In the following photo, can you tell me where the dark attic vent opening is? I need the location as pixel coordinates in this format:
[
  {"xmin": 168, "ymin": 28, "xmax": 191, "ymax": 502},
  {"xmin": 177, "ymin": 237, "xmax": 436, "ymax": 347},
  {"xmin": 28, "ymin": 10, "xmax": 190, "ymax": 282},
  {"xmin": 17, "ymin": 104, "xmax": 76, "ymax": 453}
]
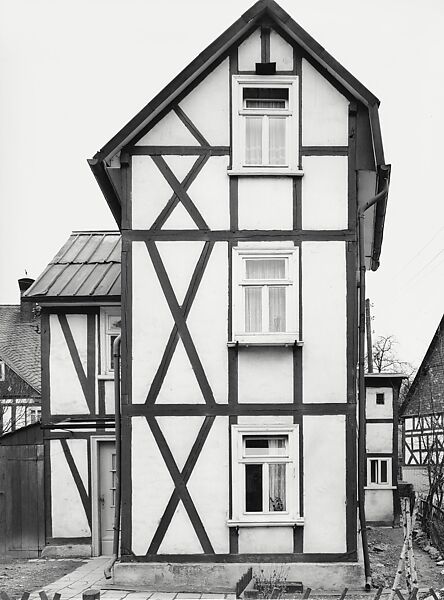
[{"xmin": 255, "ymin": 62, "xmax": 276, "ymax": 75}]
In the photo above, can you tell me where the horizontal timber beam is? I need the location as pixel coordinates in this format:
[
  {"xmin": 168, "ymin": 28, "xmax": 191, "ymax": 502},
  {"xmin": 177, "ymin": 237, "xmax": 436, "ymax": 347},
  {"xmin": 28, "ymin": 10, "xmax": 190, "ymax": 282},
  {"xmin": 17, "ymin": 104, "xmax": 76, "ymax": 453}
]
[
  {"xmin": 301, "ymin": 146, "xmax": 349, "ymax": 156},
  {"xmin": 127, "ymin": 146, "xmax": 230, "ymax": 155},
  {"xmin": 125, "ymin": 403, "xmax": 355, "ymax": 417},
  {"xmin": 122, "ymin": 551, "xmax": 358, "ymax": 563},
  {"xmin": 124, "ymin": 230, "xmax": 356, "ymax": 242}
]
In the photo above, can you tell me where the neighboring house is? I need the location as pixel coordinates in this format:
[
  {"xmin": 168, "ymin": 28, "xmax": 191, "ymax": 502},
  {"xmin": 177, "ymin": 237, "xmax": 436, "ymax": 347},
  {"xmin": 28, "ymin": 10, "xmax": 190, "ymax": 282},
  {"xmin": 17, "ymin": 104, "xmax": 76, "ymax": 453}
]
[
  {"xmin": 400, "ymin": 315, "xmax": 444, "ymax": 494},
  {"xmin": 0, "ymin": 278, "xmax": 41, "ymax": 435},
  {"xmin": 23, "ymin": 231, "xmax": 121, "ymax": 558},
  {"xmin": 364, "ymin": 373, "xmax": 405, "ymax": 526},
  {"xmin": 29, "ymin": 0, "xmax": 391, "ymax": 589}
]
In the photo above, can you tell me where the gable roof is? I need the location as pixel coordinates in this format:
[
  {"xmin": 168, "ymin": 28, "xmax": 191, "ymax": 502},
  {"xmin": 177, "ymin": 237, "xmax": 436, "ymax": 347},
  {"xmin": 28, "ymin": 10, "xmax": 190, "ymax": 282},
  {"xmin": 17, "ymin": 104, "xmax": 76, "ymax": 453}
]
[
  {"xmin": 24, "ymin": 231, "xmax": 121, "ymax": 304},
  {"xmin": 88, "ymin": 0, "xmax": 389, "ymax": 267},
  {"xmin": 400, "ymin": 315, "xmax": 444, "ymax": 417},
  {"xmin": 0, "ymin": 305, "xmax": 41, "ymax": 393}
]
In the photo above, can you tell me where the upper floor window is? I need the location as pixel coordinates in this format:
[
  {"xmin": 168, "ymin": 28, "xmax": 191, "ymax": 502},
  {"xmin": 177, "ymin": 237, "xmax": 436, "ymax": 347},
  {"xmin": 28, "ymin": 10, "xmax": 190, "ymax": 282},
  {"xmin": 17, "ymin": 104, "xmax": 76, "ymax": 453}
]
[
  {"xmin": 376, "ymin": 393, "xmax": 385, "ymax": 405},
  {"xmin": 367, "ymin": 457, "xmax": 391, "ymax": 487},
  {"xmin": 230, "ymin": 76, "xmax": 300, "ymax": 175},
  {"xmin": 100, "ymin": 308, "xmax": 121, "ymax": 375},
  {"xmin": 232, "ymin": 246, "xmax": 299, "ymax": 345}
]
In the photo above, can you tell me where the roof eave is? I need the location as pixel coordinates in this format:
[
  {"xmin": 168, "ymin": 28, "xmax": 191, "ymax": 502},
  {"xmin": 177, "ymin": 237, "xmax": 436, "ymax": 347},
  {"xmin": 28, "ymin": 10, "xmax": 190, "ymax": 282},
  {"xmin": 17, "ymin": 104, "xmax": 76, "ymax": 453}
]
[{"xmin": 88, "ymin": 159, "xmax": 122, "ymax": 227}]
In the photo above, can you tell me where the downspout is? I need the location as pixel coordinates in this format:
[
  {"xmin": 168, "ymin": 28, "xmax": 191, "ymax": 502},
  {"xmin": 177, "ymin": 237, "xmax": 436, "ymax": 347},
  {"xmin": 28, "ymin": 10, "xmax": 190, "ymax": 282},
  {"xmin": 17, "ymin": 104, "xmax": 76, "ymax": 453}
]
[
  {"xmin": 357, "ymin": 167, "xmax": 390, "ymax": 589},
  {"xmin": 104, "ymin": 334, "xmax": 122, "ymax": 579}
]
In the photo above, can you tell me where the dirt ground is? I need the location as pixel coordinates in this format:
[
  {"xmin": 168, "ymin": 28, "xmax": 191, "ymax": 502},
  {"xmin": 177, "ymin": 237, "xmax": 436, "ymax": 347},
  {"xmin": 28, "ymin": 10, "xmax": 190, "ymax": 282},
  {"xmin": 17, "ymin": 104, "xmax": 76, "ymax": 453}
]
[
  {"xmin": 0, "ymin": 558, "xmax": 85, "ymax": 599},
  {"xmin": 368, "ymin": 525, "xmax": 444, "ymax": 590}
]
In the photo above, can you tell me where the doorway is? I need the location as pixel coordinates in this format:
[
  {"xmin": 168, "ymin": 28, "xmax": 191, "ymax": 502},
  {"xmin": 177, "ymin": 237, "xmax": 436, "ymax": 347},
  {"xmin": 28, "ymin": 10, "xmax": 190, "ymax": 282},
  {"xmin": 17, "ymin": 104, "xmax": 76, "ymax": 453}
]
[{"xmin": 91, "ymin": 437, "xmax": 116, "ymax": 556}]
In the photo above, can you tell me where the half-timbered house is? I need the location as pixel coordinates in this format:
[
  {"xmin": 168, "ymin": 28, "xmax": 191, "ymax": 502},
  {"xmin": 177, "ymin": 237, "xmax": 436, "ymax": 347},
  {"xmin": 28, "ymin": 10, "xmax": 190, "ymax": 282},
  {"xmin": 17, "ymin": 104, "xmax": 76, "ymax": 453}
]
[
  {"xmin": 82, "ymin": 0, "xmax": 392, "ymax": 589},
  {"xmin": 0, "ymin": 278, "xmax": 41, "ymax": 435},
  {"xmin": 364, "ymin": 373, "xmax": 404, "ymax": 526},
  {"xmin": 400, "ymin": 315, "xmax": 444, "ymax": 494},
  {"xmin": 23, "ymin": 231, "xmax": 121, "ymax": 557}
]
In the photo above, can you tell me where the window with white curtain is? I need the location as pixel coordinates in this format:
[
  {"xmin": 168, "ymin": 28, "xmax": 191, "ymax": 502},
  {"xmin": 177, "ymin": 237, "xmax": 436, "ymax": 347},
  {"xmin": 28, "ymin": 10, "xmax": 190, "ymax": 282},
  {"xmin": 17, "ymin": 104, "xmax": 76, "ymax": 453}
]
[
  {"xmin": 229, "ymin": 425, "xmax": 300, "ymax": 525},
  {"xmin": 232, "ymin": 246, "xmax": 299, "ymax": 344},
  {"xmin": 231, "ymin": 76, "xmax": 299, "ymax": 175}
]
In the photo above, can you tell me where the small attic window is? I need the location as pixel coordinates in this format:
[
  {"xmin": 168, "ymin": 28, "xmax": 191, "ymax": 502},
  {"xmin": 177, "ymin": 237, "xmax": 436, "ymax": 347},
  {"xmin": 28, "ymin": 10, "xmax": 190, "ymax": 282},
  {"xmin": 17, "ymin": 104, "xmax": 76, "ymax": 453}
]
[
  {"xmin": 230, "ymin": 75, "xmax": 300, "ymax": 176},
  {"xmin": 376, "ymin": 393, "xmax": 385, "ymax": 405}
]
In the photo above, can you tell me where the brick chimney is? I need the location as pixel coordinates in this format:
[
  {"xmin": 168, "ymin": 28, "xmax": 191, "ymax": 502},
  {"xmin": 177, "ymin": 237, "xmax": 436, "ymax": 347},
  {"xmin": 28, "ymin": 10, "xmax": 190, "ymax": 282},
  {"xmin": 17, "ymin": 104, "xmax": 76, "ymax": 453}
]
[{"xmin": 18, "ymin": 277, "xmax": 35, "ymax": 321}]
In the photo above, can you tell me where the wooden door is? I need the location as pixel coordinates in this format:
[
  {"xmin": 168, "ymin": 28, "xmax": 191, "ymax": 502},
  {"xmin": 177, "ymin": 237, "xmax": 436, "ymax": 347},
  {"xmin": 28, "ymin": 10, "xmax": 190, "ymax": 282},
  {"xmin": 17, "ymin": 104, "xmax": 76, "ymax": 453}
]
[
  {"xmin": 98, "ymin": 441, "xmax": 116, "ymax": 555},
  {"xmin": 0, "ymin": 444, "xmax": 44, "ymax": 557}
]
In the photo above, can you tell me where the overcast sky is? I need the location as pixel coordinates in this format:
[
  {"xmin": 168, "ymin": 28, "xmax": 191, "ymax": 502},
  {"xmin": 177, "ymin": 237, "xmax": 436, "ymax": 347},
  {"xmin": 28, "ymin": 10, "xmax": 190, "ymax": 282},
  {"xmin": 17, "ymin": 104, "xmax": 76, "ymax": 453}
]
[{"xmin": 1, "ymin": 0, "xmax": 443, "ymax": 368}]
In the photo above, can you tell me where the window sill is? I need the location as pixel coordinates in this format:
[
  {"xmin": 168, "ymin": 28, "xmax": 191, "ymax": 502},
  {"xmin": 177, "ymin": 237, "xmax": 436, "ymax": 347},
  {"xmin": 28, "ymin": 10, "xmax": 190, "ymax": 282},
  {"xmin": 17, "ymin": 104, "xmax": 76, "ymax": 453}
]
[
  {"xmin": 227, "ymin": 518, "xmax": 304, "ymax": 528},
  {"xmin": 364, "ymin": 486, "xmax": 396, "ymax": 490},
  {"xmin": 228, "ymin": 335, "xmax": 303, "ymax": 348},
  {"xmin": 98, "ymin": 374, "xmax": 115, "ymax": 381},
  {"xmin": 228, "ymin": 169, "xmax": 304, "ymax": 177}
]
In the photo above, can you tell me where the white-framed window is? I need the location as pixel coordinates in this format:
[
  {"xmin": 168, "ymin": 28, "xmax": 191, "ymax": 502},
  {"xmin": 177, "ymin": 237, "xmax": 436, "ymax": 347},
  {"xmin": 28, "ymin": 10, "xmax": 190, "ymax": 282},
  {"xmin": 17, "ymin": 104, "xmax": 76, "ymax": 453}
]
[
  {"xmin": 230, "ymin": 424, "xmax": 300, "ymax": 526},
  {"xmin": 232, "ymin": 246, "xmax": 299, "ymax": 345},
  {"xmin": 100, "ymin": 308, "xmax": 121, "ymax": 375},
  {"xmin": 28, "ymin": 406, "xmax": 41, "ymax": 424},
  {"xmin": 0, "ymin": 361, "xmax": 5, "ymax": 382},
  {"xmin": 367, "ymin": 457, "xmax": 392, "ymax": 487},
  {"xmin": 230, "ymin": 75, "xmax": 300, "ymax": 175}
]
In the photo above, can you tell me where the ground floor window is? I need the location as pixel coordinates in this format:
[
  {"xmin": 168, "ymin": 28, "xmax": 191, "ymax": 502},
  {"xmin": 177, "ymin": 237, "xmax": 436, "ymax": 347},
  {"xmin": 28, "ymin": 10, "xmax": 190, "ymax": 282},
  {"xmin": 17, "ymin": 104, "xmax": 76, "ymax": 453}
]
[
  {"xmin": 230, "ymin": 424, "xmax": 299, "ymax": 525},
  {"xmin": 367, "ymin": 457, "xmax": 392, "ymax": 487}
]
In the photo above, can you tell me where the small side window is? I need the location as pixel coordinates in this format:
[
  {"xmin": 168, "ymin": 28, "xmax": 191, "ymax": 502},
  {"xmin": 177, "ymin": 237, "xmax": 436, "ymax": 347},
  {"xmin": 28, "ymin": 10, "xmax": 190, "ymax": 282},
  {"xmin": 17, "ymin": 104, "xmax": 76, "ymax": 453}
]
[
  {"xmin": 367, "ymin": 458, "xmax": 391, "ymax": 487},
  {"xmin": 376, "ymin": 393, "xmax": 385, "ymax": 405},
  {"xmin": 100, "ymin": 309, "xmax": 121, "ymax": 375}
]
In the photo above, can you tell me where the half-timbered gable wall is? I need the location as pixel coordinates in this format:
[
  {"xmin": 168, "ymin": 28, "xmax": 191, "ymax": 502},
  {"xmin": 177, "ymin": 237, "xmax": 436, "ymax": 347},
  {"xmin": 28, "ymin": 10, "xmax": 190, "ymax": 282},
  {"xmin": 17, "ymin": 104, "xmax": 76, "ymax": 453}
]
[{"xmin": 121, "ymin": 21, "xmax": 360, "ymax": 574}]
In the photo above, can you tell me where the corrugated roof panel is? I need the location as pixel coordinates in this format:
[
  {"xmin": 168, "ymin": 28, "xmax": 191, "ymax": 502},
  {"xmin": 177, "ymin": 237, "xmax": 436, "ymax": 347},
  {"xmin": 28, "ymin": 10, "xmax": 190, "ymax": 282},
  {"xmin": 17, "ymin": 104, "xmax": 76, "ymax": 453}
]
[
  {"xmin": 73, "ymin": 234, "xmax": 106, "ymax": 263},
  {"xmin": 27, "ymin": 264, "xmax": 66, "ymax": 296},
  {"xmin": 75, "ymin": 263, "xmax": 112, "ymax": 296},
  {"xmin": 88, "ymin": 235, "xmax": 121, "ymax": 263},
  {"xmin": 108, "ymin": 238, "xmax": 122, "ymax": 262},
  {"xmin": 61, "ymin": 263, "xmax": 98, "ymax": 296},
  {"xmin": 58, "ymin": 234, "xmax": 91, "ymax": 264},
  {"xmin": 48, "ymin": 264, "xmax": 83, "ymax": 296},
  {"xmin": 94, "ymin": 264, "xmax": 121, "ymax": 296},
  {"xmin": 108, "ymin": 275, "xmax": 121, "ymax": 297},
  {"xmin": 51, "ymin": 235, "xmax": 78, "ymax": 264}
]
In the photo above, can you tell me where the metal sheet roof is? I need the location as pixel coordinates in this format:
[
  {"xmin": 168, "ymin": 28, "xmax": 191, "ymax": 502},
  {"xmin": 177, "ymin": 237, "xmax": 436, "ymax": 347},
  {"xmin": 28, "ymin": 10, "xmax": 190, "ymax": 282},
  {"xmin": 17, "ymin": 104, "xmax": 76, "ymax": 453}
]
[{"xmin": 24, "ymin": 231, "xmax": 121, "ymax": 302}]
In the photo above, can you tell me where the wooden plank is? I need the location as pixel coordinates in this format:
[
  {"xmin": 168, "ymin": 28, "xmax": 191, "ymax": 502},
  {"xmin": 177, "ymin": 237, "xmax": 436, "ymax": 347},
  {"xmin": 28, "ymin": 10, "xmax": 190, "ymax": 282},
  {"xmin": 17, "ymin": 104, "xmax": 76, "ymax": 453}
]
[
  {"xmin": 122, "ymin": 550, "xmax": 358, "ymax": 563},
  {"xmin": 127, "ymin": 229, "xmax": 356, "ymax": 242},
  {"xmin": 0, "ymin": 492, "xmax": 6, "ymax": 555},
  {"xmin": 301, "ymin": 146, "xmax": 349, "ymax": 156},
  {"xmin": 146, "ymin": 242, "xmax": 214, "ymax": 405},
  {"xmin": 146, "ymin": 416, "xmax": 214, "ymax": 554},
  {"xmin": 128, "ymin": 146, "xmax": 229, "ymax": 155},
  {"xmin": 146, "ymin": 416, "xmax": 215, "ymax": 554},
  {"xmin": 37, "ymin": 446, "xmax": 45, "ymax": 552},
  {"xmin": 173, "ymin": 106, "xmax": 209, "ymax": 146}
]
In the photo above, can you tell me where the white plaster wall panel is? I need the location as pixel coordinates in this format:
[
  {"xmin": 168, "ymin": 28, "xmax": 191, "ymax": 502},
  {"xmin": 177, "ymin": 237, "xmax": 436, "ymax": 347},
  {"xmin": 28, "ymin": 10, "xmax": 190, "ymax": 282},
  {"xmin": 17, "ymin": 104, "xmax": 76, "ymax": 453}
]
[
  {"xmin": 301, "ymin": 156, "xmax": 348, "ymax": 230},
  {"xmin": 132, "ymin": 242, "xmax": 175, "ymax": 404},
  {"xmin": 187, "ymin": 416, "xmax": 230, "ymax": 553},
  {"xmin": 51, "ymin": 439, "xmax": 90, "ymax": 537},
  {"xmin": 179, "ymin": 58, "xmax": 230, "ymax": 145},
  {"xmin": 66, "ymin": 314, "xmax": 88, "ymax": 372},
  {"xmin": 187, "ymin": 157, "xmax": 230, "ymax": 230},
  {"xmin": 238, "ymin": 347, "xmax": 293, "ymax": 403},
  {"xmin": 302, "ymin": 59, "xmax": 349, "ymax": 146},
  {"xmin": 157, "ymin": 416, "xmax": 205, "ymax": 472},
  {"xmin": 156, "ymin": 241, "xmax": 205, "ymax": 305},
  {"xmin": 366, "ymin": 423, "xmax": 393, "ymax": 453},
  {"xmin": 104, "ymin": 380, "xmax": 114, "ymax": 414},
  {"xmin": 238, "ymin": 178, "xmax": 293, "ymax": 230},
  {"xmin": 238, "ymin": 29, "xmax": 261, "ymax": 71},
  {"xmin": 132, "ymin": 155, "xmax": 175, "ymax": 229},
  {"xmin": 303, "ymin": 415, "xmax": 346, "ymax": 552},
  {"xmin": 158, "ymin": 500, "xmax": 203, "ymax": 554},
  {"xmin": 50, "ymin": 314, "xmax": 89, "ymax": 414},
  {"xmin": 162, "ymin": 202, "xmax": 200, "ymax": 230},
  {"xmin": 136, "ymin": 110, "xmax": 198, "ymax": 146},
  {"xmin": 238, "ymin": 415, "xmax": 293, "ymax": 426},
  {"xmin": 239, "ymin": 527, "xmax": 293, "ymax": 553},
  {"xmin": 163, "ymin": 155, "xmax": 198, "ymax": 183},
  {"xmin": 365, "ymin": 489, "xmax": 393, "ymax": 522},
  {"xmin": 157, "ymin": 338, "xmax": 205, "ymax": 404},
  {"xmin": 131, "ymin": 417, "xmax": 175, "ymax": 555},
  {"xmin": 302, "ymin": 242, "xmax": 347, "ymax": 403},
  {"xmin": 366, "ymin": 387, "xmax": 393, "ymax": 419},
  {"xmin": 187, "ymin": 242, "xmax": 228, "ymax": 404},
  {"xmin": 270, "ymin": 30, "xmax": 293, "ymax": 70}
]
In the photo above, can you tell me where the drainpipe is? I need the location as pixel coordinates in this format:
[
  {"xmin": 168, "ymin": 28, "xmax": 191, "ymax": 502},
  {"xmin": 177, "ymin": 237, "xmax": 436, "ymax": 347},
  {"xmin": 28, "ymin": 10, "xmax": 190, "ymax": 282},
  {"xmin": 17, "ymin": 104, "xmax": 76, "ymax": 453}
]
[
  {"xmin": 104, "ymin": 334, "xmax": 122, "ymax": 579},
  {"xmin": 357, "ymin": 166, "xmax": 390, "ymax": 589}
]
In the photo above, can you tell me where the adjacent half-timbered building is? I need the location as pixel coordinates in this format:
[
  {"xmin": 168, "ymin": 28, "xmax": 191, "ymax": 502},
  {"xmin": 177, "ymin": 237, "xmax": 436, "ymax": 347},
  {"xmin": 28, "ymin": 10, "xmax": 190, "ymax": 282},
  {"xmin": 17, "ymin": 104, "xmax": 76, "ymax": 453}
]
[
  {"xmin": 364, "ymin": 373, "xmax": 404, "ymax": 526},
  {"xmin": 23, "ymin": 231, "xmax": 121, "ymax": 557},
  {"xmin": 87, "ymin": 0, "xmax": 390, "ymax": 589},
  {"xmin": 400, "ymin": 315, "xmax": 444, "ymax": 494},
  {"xmin": 0, "ymin": 278, "xmax": 41, "ymax": 435}
]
